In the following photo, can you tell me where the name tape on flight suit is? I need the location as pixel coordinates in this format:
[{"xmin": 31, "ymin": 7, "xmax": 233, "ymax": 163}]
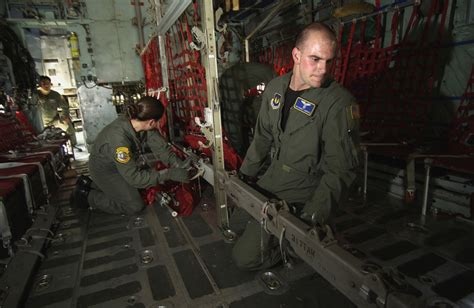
[
  {"xmin": 270, "ymin": 93, "xmax": 282, "ymax": 109},
  {"xmin": 115, "ymin": 146, "xmax": 131, "ymax": 164},
  {"xmin": 293, "ymin": 97, "xmax": 316, "ymax": 116}
]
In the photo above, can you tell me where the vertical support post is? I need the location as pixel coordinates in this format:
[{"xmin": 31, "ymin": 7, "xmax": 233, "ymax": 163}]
[
  {"xmin": 244, "ymin": 39, "xmax": 250, "ymax": 63},
  {"xmin": 405, "ymin": 156, "xmax": 416, "ymax": 203},
  {"xmin": 202, "ymin": 0, "xmax": 229, "ymax": 230},
  {"xmin": 133, "ymin": 0, "xmax": 145, "ymax": 50},
  {"xmin": 421, "ymin": 158, "xmax": 432, "ymax": 217},
  {"xmin": 158, "ymin": 34, "xmax": 175, "ymax": 141},
  {"xmin": 362, "ymin": 146, "xmax": 368, "ymax": 200},
  {"xmin": 154, "ymin": 0, "xmax": 174, "ymax": 140}
]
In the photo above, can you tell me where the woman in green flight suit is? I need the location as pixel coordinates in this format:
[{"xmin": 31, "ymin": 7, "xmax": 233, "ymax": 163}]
[{"xmin": 72, "ymin": 96, "xmax": 191, "ymax": 214}]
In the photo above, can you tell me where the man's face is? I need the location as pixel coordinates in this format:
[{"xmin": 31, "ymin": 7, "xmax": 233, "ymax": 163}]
[
  {"xmin": 39, "ymin": 80, "xmax": 52, "ymax": 91},
  {"xmin": 292, "ymin": 32, "xmax": 336, "ymax": 89}
]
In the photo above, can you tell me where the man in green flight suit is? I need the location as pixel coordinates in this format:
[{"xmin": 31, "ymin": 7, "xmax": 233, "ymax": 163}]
[
  {"xmin": 71, "ymin": 96, "xmax": 192, "ymax": 214},
  {"xmin": 232, "ymin": 22, "xmax": 361, "ymax": 270},
  {"xmin": 36, "ymin": 75, "xmax": 77, "ymax": 146}
]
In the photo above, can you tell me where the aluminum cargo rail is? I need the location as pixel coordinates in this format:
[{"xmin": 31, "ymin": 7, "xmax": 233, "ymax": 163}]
[{"xmin": 224, "ymin": 174, "xmax": 419, "ymax": 308}]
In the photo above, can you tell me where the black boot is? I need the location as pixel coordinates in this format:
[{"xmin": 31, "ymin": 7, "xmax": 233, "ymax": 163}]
[
  {"xmin": 70, "ymin": 185, "xmax": 90, "ymax": 209},
  {"xmin": 70, "ymin": 176, "xmax": 92, "ymax": 209},
  {"xmin": 76, "ymin": 175, "xmax": 93, "ymax": 190}
]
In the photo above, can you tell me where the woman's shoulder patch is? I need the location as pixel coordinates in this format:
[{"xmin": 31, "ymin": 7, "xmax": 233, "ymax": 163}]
[{"xmin": 115, "ymin": 146, "xmax": 131, "ymax": 164}]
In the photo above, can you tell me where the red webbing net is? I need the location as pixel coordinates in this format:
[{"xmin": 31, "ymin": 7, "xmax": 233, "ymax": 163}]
[
  {"xmin": 332, "ymin": 0, "xmax": 450, "ymax": 143},
  {"xmin": 0, "ymin": 114, "xmax": 36, "ymax": 153},
  {"xmin": 140, "ymin": 35, "xmax": 169, "ymax": 137},
  {"xmin": 140, "ymin": 33, "xmax": 194, "ymax": 215},
  {"xmin": 433, "ymin": 65, "xmax": 474, "ymax": 174},
  {"xmin": 140, "ymin": 7, "xmax": 243, "ymax": 170},
  {"xmin": 141, "ymin": 35, "xmax": 163, "ymax": 93},
  {"xmin": 165, "ymin": 8, "xmax": 207, "ymax": 135},
  {"xmin": 449, "ymin": 65, "xmax": 474, "ymax": 155},
  {"xmin": 254, "ymin": 41, "xmax": 294, "ymax": 76},
  {"xmin": 162, "ymin": 5, "xmax": 242, "ymax": 169}
]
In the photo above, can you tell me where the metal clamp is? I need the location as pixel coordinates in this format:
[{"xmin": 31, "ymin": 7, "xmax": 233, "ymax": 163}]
[
  {"xmin": 0, "ymin": 201, "xmax": 12, "ymax": 253},
  {"xmin": 190, "ymin": 26, "xmax": 206, "ymax": 51}
]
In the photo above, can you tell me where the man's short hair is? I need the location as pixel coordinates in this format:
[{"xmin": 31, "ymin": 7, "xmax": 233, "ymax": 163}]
[
  {"xmin": 295, "ymin": 22, "xmax": 337, "ymax": 49},
  {"xmin": 39, "ymin": 76, "xmax": 51, "ymax": 83}
]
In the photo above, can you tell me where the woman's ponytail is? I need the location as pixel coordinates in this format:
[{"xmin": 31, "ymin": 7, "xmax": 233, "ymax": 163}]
[{"xmin": 126, "ymin": 104, "xmax": 140, "ymax": 119}]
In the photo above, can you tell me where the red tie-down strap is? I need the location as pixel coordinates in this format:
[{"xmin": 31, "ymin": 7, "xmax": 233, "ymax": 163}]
[
  {"xmin": 145, "ymin": 184, "xmax": 198, "ymax": 217},
  {"xmin": 183, "ymin": 134, "xmax": 242, "ymax": 171},
  {"xmin": 15, "ymin": 111, "xmax": 37, "ymax": 136},
  {"xmin": 143, "ymin": 150, "xmax": 200, "ymax": 216}
]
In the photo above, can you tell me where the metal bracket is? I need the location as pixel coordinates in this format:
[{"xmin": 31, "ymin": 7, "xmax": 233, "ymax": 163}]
[
  {"xmin": 0, "ymin": 201, "xmax": 12, "ymax": 253},
  {"xmin": 223, "ymin": 174, "xmax": 420, "ymax": 307},
  {"xmin": 156, "ymin": 192, "xmax": 178, "ymax": 217},
  {"xmin": 190, "ymin": 26, "xmax": 206, "ymax": 51}
]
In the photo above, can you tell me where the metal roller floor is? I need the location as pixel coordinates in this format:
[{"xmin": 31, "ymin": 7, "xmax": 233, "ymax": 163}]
[
  {"xmin": 24, "ymin": 160, "xmax": 474, "ymax": 307},
  {"xmin": 25, "ymin": 161, "xmax": 353, "ymax": 308}
]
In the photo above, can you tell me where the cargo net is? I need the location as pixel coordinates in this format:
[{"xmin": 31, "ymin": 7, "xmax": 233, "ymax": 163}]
[
  {"xmin": 140, "ymin": 16, "xmax": 204, "ymax": 217},
  {"xmin": 332, "ymin": 0, "xmax": 450, "ymax": 144},
  {"xmin": 165, "ymin": 4, "xmax": 207, "ymax": 135},
  {"xmin": 141, "ymin": 12, "xmax": 209, "ymax": 138},
  {"xmin": 141, "ymin": 35, "xmax": 163, "ymax": 94},
  {"xmin": 449, "ymin": 65, "xmax": 474, "ymax": 154},
  {"xmin": 140, "ymin": 35, "xmax": 169, "ymax": 137},
  {"xmin": 141, "ymin": 4, "xmax": 242, "ymax": 169},
  {"xmin": 253, "ymin": 41, "xmax": 294, "ymax": 76}
]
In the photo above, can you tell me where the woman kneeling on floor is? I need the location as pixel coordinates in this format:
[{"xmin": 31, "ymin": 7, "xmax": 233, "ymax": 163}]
[{"xmin": 71, "ymin": 96, "xmax": 192, "ymax": 214}]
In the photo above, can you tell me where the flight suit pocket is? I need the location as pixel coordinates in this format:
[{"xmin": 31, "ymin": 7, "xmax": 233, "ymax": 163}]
[
  {"xmin": 343, "ymin": 134, "xmax": 360, "ymax": 168},
  {"xmin": 258, "ymin": 160, "xmax": 318, "ymax": 202}
]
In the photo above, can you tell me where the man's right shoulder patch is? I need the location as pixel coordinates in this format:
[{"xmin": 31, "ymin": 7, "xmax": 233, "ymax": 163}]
[{"xmin": 270, "ymin": 93, "xmax": 282, "ymax": 110}]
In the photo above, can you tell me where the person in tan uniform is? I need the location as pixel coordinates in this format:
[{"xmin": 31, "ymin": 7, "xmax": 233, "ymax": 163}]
[{"xmin": 36, "ymin": 75, "xmax": 77, "ymax": 146}]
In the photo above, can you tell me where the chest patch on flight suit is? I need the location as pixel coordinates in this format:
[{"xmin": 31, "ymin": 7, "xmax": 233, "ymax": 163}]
[
  {"xmin": 270, "ymin": 93, "xmax": 282, "ymax": 110},
  {"xmin": 293, "ymin": 97, "xmax": 316, "ymax": 116},
  {"xmin": 115, "ymin": 147, "xmax": 131, "ymax": 164}
]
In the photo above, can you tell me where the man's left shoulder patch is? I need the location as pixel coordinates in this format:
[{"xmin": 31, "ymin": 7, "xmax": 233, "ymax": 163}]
[
  {"xmin": 347, "ymin": 104, "xmax": 361, "ymax": 119},
  {"xmin": 293, "ymin": 97, "xmax": 317, "ymax": 116},
  {"xmin": 115, "ymin": 146, "xmax": 131, "ymax": 164}
]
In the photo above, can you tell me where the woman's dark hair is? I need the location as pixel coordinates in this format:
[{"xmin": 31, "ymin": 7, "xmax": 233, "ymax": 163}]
[{"xmin": 126, "ymin": 96, "xmax": 164, "ymax": 121}]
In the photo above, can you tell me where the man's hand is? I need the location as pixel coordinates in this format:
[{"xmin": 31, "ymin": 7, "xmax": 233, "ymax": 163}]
[
  {"xmin": 238, "ymin": 170, "xmax": 258, "ymax": 185},
  {"xmin": 301, "ymin": 201, "xmax": 330, "ymax": 226},
  {"xmin": 299, "ymin": 211, "xmax": 317, "ymax": 226},
  {"xmin": 59, "ymin": 115, "xmax": 71, "ymax": 124}
]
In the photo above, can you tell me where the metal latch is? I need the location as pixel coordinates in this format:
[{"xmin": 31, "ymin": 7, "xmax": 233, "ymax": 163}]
[{"xmin": 0, "ymin": 202, "xmax": 12, "ymax": 255}]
